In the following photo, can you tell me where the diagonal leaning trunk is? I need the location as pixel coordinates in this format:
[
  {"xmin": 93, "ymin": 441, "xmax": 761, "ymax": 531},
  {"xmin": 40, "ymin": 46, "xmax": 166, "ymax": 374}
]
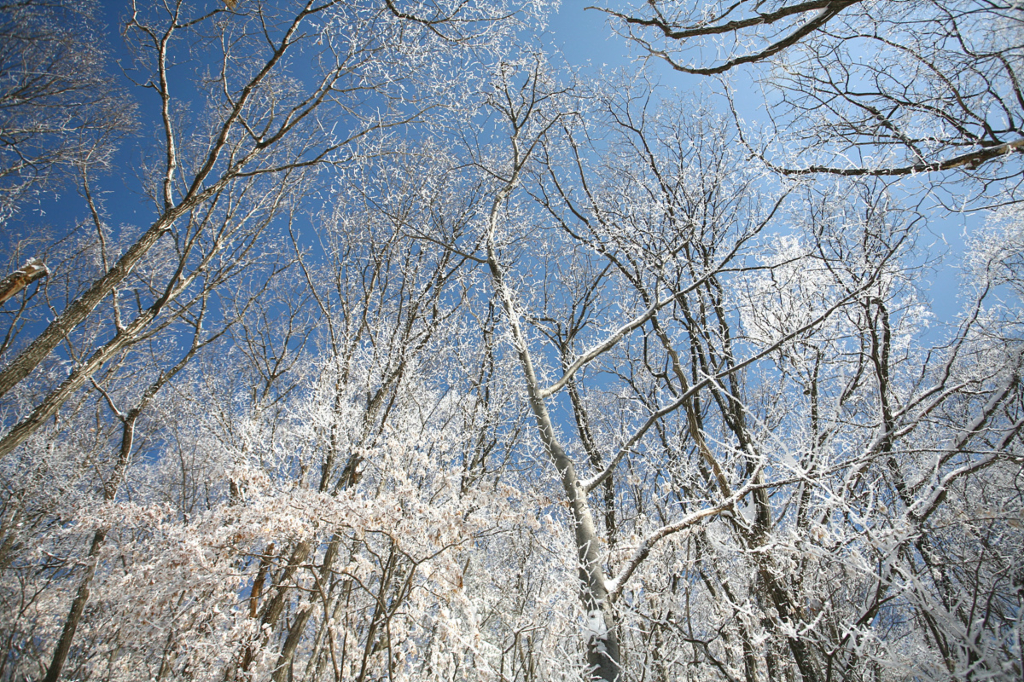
[{"xmin": 0, "ymin": 207, "xmax": 187, "ymax": 402}]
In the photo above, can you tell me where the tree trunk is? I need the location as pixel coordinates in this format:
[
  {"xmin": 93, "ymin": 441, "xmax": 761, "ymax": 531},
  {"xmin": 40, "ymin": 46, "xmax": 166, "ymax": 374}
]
[
  {"xmin": 43, "ymin": 407, "xmax": 141, "ymax": 681},
  {"xmin": 486, "ymin": 235, "xmax": 620, "ymax": 680},
  {"xmin": 42, "ymin": 529, "xmax": 106, "ymax": 682},
  {"xmin": 0, "ymin": 259, "xmax": 48, "ymax": 305},
  {"xmin": 0, "ymin": 210, "xmax": 182, "ymax": 400}
]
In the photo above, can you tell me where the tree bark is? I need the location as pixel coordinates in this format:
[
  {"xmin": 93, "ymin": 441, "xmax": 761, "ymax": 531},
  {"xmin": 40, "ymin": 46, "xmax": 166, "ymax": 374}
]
[
  {"xmin": 485, "ymin": 206, "xmax": 620, "ymax": 681},
  {"xmin": 0, "ymin": 209, "xmax": 183, "ymax": 400},
  {"xmin": 42, "ymin": 529, "xmax": 106, "ymax": 682},
  {"xmin": 0, "ymin": 259, "xmax": 48, "ymax": 305},
  {"xmin": 43, "ymin": 406, "xmax": 141, "ymax": 681}
]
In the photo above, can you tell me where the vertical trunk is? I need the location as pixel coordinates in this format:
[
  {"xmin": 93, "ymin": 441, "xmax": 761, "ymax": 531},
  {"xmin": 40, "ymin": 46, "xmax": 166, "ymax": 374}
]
[
  {"xmin": 272, "ymin": 603, "xmax": 317, "ymax": 682},
  {"xmin": 567, "ymin": 377, "xmax": 616, "ymax": 544},
  {"xmin": 44, "ymin": 408, "xmax": 140, "ymax": 681},
  {"xmin": 42, "ymin": 529, "xmax": 107, "ymax": 682},
  {"xmin": 539, "ymin": 417, "xmax": 620, "ymax": 681},
  {"xmin": 486, "ymin": 254, "xmax": 620, "ymax": 680},
  {"xmin": 272, "ymin": 535, "xmax": 341, "ymax": 681},
  {"xmin": 755, "ymin": 559, "xmax": 821, "ymax": 682},
  {"xmin": 482, "ymin": 107, "xmax": 620, "ymax": 678}
]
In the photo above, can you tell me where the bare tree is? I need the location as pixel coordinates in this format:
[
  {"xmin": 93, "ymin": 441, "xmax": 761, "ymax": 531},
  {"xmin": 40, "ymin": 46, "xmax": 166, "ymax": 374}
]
[
  {"xmin": 0, "ymin": 0, "xmax": 133, "ymax": 223},
  {"xmin": 0, "ymin": 2, "xmax": 541, "ymax": 678},
  {"xmin": 0, "ymin": 0, "xmax": 533, "ymax": 457},
  {"xmin": 595, "ymin": 1, "xmax": 1024, "ymax": 182},
  {"xmin": 464, "ymin": 64, "xmax": 1024, "ymax": 680},
  {"xmin": 1, "ymin": 4, "xmax": 1020, "ymax": 681}
]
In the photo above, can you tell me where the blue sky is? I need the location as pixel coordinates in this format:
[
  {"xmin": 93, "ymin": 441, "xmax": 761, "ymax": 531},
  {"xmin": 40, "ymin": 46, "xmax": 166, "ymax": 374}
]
[
  {"xmin": 546, "ymin": 3, "xmax": 630, "ymax": 68},
  {"xmin": 543, "ymin": 3, "xmax": 974, "ymax": 328},
  {"xmin": 12, "ymin": 0, "xmax": 979, "ymax": 331}
]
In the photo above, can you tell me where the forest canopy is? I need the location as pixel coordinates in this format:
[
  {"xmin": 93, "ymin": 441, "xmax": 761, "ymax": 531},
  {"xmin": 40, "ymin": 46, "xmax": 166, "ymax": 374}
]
[{"xmin": 0, "ymin": 1, "xmax": 1021, "ymax": 681}]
